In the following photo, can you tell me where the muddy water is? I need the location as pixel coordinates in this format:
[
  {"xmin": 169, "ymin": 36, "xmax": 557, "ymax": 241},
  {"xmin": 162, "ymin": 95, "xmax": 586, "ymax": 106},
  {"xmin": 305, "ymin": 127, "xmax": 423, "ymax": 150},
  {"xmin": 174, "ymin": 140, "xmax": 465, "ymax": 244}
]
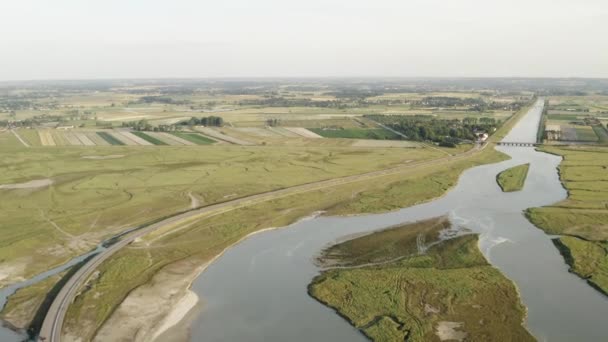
[{"xmin": 189, "ymin": 100, "xmax": 608, "ymax": 342}]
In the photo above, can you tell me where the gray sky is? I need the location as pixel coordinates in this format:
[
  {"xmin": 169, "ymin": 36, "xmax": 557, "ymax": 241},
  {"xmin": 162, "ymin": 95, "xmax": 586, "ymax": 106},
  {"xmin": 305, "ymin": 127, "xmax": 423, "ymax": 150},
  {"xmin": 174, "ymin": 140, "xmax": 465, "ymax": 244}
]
[{"xmin": 1, "ymin": 0, "xmax": 607, "ymax": 80}]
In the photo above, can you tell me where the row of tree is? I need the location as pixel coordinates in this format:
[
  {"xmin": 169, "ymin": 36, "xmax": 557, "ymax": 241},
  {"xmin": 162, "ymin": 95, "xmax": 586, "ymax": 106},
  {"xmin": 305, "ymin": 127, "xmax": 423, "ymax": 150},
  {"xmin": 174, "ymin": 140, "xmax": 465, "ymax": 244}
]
[
  {"xmin": 366, "ymin": 115, "xmax": 500, "ymax": 146},
  {"xmin": 179, "ymin": 116, "xmax": 224, "ymax": 127},
  {"xmin": 121, "ymin": 119, "xmax": 182, "ymax": 132}
]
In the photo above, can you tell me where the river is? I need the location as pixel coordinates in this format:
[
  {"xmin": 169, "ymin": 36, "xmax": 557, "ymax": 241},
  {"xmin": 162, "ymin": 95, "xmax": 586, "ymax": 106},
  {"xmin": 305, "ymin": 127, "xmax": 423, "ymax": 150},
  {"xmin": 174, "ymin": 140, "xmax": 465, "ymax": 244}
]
[{"xmin": 187, "ymin": 100, "xmax": 608, "ymax": 342}]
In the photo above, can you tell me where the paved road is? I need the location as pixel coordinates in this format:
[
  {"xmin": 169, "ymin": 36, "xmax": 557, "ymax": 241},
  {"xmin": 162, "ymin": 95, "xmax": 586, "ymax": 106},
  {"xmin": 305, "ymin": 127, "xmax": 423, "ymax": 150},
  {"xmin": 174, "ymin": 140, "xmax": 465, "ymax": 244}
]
[{"xmin": 38, "ymin": 141, "xmax": 489, "ymax": 342}]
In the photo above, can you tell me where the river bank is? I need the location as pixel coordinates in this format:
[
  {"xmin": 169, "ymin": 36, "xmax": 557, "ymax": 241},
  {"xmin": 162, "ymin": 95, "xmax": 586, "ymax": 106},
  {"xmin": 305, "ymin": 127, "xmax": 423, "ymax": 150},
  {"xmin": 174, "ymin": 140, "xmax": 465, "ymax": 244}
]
[{"xmin": 85, "ymin": 225, "xmax": 280, "ymax": 342}]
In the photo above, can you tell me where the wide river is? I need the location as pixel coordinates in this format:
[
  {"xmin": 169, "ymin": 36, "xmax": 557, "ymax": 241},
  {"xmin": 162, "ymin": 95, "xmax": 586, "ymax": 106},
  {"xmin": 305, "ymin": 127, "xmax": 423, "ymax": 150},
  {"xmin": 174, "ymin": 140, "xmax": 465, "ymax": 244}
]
[{"xmin": 188, "ymin": 100, "xmax": 608, "ymax": 342}]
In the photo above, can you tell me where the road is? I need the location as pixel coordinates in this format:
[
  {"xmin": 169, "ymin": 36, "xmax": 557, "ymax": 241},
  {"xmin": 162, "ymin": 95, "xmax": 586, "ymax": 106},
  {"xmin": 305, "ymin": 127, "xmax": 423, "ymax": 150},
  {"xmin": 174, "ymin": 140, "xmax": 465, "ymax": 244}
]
[{"xmin": 38, "ymin": 141, "xmax": 489, "ymax": 342}]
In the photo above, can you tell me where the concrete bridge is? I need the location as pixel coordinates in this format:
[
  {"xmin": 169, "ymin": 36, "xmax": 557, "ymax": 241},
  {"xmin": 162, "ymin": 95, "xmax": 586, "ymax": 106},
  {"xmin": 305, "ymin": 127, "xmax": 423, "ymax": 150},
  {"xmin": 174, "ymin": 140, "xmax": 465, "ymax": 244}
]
[{"xmin": 497, "ymin": 142, "xmax": 539, "ymax": 147}]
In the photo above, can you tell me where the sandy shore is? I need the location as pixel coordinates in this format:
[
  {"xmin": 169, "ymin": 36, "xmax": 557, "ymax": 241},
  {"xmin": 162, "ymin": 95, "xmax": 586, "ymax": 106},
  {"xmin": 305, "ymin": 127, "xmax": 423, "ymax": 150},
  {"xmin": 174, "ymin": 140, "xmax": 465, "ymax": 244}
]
[
  {"xmin": 0, "ymin": 179, "xmax": 53, "ymax": 189},
  {"xmin": 150, "ymin": 290, "xmax": 199, "ymax": 341}
]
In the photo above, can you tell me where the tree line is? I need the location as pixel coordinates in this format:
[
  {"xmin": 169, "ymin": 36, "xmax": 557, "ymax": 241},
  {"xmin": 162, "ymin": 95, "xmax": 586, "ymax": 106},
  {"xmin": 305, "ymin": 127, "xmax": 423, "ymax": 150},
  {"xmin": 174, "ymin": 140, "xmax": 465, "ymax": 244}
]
[
  {"xmin": 365, "ymin": 115, "xmax": 500, "ymax": 147},
  {"xmin": 178, "ymin": 116, "xmax": 224, "ymax": 127}
]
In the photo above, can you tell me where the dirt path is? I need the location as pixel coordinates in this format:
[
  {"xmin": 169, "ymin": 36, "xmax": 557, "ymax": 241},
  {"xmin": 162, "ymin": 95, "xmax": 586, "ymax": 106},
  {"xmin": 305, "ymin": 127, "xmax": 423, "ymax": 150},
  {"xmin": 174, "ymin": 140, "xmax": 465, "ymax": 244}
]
[
  {"xmin": 10, "ymin": 129, "xmax": 29, "ymax": 147},
  {"xmin": 188, "ymin": 192, "xmax": 200, "ymax": 209}
]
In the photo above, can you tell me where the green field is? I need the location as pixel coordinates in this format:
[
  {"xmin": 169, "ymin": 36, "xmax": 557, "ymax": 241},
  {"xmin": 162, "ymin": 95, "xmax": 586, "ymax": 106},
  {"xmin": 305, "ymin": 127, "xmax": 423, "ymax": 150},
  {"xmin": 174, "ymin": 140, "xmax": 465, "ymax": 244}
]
[
  {"xmin": 170, "ymin": 132, "xmax": 216, "ymax": 145},
  {"xmin": 574, "ymin": 127, "xmax": 599, "ymax": 142},
  {"xmin": 496, "ymin": 163, "xmax": 530, "ymax": 192},
  {"xmin": 16, "ymin": 129, "xmax": 41, "ymax": 146},
  {"xmin": 308, "ymin": 128, "xmax": 400, "ymax": 140},
  {"xmin": 526, "ymin": 146, "xmax": 608, "ymax": 295},
  {"xmin": 130, "ymin": 131, "xmax": 167, "ymax": 145},
  {"xmin": 308, "ymin": 217, "xmax": 533, "ymax": 342},
  {"xmin": 96, "ymin": 132, "xmax": 124, "ymax": 145},
  {"xmin": 592, "ymin": 125, "xmax": 608, "ymax": 143}
]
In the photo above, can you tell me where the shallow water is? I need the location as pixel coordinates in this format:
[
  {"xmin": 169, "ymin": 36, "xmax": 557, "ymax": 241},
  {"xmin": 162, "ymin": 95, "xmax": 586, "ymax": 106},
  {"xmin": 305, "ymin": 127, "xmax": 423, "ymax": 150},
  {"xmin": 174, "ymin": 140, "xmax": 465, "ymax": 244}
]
[{"xmin": 189, "ymin": 100, "xmax": 608, "ymax": 342}]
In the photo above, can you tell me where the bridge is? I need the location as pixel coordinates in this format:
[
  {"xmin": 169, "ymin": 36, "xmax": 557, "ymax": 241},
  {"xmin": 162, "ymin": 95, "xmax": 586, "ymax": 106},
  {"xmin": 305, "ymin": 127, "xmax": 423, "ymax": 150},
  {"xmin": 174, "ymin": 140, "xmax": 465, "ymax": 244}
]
[{"xmin": 497, "ymin": 142, "xmax": 539, "ymax": 147}]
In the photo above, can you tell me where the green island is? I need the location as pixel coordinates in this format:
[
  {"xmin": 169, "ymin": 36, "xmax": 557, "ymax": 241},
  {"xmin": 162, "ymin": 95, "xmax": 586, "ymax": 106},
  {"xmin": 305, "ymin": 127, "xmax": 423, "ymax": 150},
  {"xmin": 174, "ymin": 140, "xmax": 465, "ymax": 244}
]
[
  {"xmin": 526, "ymin": 146, "xmax": 608, "ymax": 295},
  {"xmin": 496, "ymin": 163, "xmax": 530, "ymax": 192},
  {"xmin": 308, "ymin": 217, "xmax": 534, "ymax": 342}
]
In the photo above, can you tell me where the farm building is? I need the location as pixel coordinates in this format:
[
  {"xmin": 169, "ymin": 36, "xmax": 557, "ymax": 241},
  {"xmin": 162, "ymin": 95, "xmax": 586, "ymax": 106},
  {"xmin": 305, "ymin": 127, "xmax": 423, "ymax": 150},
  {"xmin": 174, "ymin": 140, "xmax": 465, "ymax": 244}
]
[{"xmin": 545, "ymin": 124, "xmax": 561, "ymax": 141}]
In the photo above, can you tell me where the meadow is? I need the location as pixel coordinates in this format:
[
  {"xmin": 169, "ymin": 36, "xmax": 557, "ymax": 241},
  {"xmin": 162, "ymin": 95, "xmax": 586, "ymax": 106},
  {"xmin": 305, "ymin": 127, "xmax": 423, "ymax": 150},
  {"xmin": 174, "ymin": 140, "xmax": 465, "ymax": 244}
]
[
  {"xmin": 0, "ymin": 131, "xmax": 444, "ymax": 287},
  {"xmin": 526, "ymin": 145, "xmax": 608, "ymax": 294},
  {"xmin": 308, "ymin": 217, "xmax": 533, "ymax": 342}
]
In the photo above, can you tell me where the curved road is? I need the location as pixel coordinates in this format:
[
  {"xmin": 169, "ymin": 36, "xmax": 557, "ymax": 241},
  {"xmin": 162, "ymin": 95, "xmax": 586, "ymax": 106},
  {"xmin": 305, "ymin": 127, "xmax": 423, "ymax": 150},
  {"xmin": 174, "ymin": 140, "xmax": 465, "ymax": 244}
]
[{"xmin": 38, "ymin": 137, "xmax": 500, "ymax": 341}]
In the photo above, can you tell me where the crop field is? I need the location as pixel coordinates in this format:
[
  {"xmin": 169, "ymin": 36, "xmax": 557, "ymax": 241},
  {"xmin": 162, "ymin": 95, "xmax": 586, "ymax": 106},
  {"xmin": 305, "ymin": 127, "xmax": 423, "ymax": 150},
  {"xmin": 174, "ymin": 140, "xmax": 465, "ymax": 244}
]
[
  {"xmin": 592, "ymin": 125, "xmax": 608, "ymax": 143},
  {"xmin": 544, "ymin": 95, "xmax": 608, "ymax": 143},
  {"xmin": 308, "ymin": 127, "xmax": 400, "ymax": 140},
  {"xmin": 496, "ymin": 163, "xmax": 530, "ymax": 192},
  {"xmin": 309, "ymin": 217, "xmax": 533, "ymax": 342},
  {"xmin": 193, "ymin": 127, "xmax": 255, "ymax": 145},
  {"xmin": 7, "ymin": 129, "xmax": 219, "ymax": 147},
  {"xmin": 130, "ymin": 131, "xmax": 166, "ymax": 145},
  {"xmin": 526, "ymin": 146, "xmax": 608, "ymax": 294},
  {"xmin": 170, "ymin": 132, "xmax": 216, "ymax": 145}
]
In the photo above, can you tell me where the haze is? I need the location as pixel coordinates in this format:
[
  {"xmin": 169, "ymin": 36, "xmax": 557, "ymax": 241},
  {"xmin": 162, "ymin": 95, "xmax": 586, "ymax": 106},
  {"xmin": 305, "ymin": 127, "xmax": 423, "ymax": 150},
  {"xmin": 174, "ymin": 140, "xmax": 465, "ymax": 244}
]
[{"xmin": 1, "ymin": 0, "xmax": 607, "ymax": 80}]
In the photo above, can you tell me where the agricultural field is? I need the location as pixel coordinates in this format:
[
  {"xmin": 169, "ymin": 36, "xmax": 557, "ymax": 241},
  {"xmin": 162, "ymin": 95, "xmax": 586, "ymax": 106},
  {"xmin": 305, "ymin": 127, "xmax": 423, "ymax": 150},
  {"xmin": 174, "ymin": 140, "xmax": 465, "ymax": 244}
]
[
  {"xmin": 308, "ymin": 217, "xmax": 533, "ymax": 341},
  {"xmin": 308, "ymin": 127, "xmax": 400, "ymax": 140},
  {"xmin": 8, "ymin": 128, "xmax": 218, "ymax": 147},
  {"xmin": 2, "ymin": 80, "xmax": 531, "ymax": 147},
  {"xmin": 543, "ymin": 96, "xmax": 608, "ymax": 144},
  {"xmin": 496, "ymin": 163, "xmax": 530, "ymax": 192},
  {"xmin": 526, "ymin": 146, "xmax": 608, "ymax": 294}
]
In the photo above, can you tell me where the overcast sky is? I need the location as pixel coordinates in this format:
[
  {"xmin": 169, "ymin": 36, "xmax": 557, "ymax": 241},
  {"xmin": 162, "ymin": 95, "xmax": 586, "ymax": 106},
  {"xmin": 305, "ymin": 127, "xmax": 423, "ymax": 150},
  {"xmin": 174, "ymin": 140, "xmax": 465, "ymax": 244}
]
[{"xmin": 1, "ymin": 0, "xmax": 607, "ymax": 80}]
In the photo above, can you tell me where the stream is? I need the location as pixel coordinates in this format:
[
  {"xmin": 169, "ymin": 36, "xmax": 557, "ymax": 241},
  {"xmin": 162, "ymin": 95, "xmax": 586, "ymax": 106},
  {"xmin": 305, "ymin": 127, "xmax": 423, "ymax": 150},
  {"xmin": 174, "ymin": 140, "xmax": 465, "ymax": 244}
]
[{"xmin": 186, "ymin": 100, "xmax": 608, "ymax": 342}]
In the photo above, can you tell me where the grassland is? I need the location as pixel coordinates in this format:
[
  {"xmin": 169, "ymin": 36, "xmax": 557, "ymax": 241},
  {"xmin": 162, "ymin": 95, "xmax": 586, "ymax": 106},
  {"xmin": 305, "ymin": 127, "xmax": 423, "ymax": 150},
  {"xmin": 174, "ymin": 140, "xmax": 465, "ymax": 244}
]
[
  {"xmin": 308, "ymin": 217, "xmax": 533, "ymax": 342},
  {"xmin": 526, "ymin": 146, "xmax": 608, "ymax": 295},
  {"xmin": 0, "ymin": 143, "xmax": 445, "ymax": 287},
  {"xmin": 496, "ymin": 163, "xmax": 530, "ymax": 192}
]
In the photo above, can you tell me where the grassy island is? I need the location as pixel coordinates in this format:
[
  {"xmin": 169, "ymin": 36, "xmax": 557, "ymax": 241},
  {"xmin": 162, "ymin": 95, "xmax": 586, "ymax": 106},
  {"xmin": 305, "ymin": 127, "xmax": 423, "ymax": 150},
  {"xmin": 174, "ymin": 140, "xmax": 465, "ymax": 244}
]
[
  {"xmin": 308, "ymin": 217, "xmax": 534, "ymax": 342},
  {"xmin": 496, "ymin": 163, "xmax": 530, "ymax": 192}
]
